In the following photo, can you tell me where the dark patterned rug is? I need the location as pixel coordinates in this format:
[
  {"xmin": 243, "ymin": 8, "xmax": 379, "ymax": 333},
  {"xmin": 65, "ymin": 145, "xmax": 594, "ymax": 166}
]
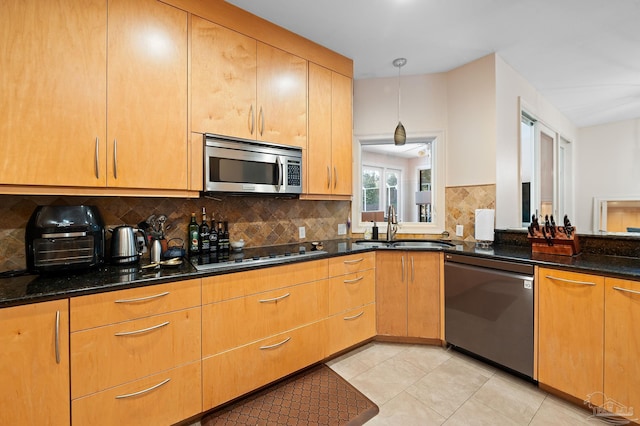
[{"xmin": 201, "ymin": 364, "xmax": 379, "ymax": 426}]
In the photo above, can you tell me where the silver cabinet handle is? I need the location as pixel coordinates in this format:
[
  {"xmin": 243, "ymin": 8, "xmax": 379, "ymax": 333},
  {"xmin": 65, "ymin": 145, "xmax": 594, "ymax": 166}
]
[
  {"xmin": 327, "ymin": 166, "xmax": 331, "ymax": 189},
  {"xmin": 343, "ymin": 258, "xmax": 364, "ymax": 265},
  {"xmin": 613, "ymin": 286, "xmax": 640, "ymax": 296},
  {"xmin": 114, "ymin": 321, "xmax": 170, "ymax": 336},
  {"xmin": 258, "ymin": 293, "xmax": 290, "ymax": 303},
  {"xmin": 249, "ymin": 104, "xmax": 255, "ymax": 135},
  {"xmin": 114, "ymin": 291, "xmax": 170, "ymax": 304},
  {"xmin": 259, "ymin": 106, "xmax": 264, "ymax": 136},
  {"xmin": 55, "ymin": 310, "xmax": 61, "ymax": 364},
  {"xmin": 115, "ymin": 378, "xmax": 170, "ymax": 399},
  {"xmin": 259, "ymin": 336, "xmax": 291, "ymax": 350},
  {"xmin": 113, "ymin": 138, "xmax": 118, "ymax": 179},
  {"xmin": 343, "ymin": 311, "xmax": 364, "ymax": 321},
  {"xmin": 343, "ymin": 276, "xmax": 364, "ymax": 284},
  {"xmin": 95, "ymin": 137, "xmax": 100, "ymax": 179},
  {"xmin": 334, "ymin": 166, "xmax": 337, "ymax": 189},
  {"xmin": 401, "ymin": 256, "xmax": 405, "ymax": 282},
  {"xmin": 412, "ymin": 256, "xmax": 416, "ymax": 282},
  {"xmin": 545, "ymin": 275, "xmax": 596, "ymax": 286}
]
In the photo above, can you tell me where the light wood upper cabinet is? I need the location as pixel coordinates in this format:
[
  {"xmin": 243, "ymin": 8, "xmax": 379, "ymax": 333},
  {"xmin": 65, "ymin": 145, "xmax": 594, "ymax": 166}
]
[
  {"xmin": 307, "ymin": 63, "xmax": 353, "ymax": 197},
  {"xmin": 537, "ymin": 268, "xmax": 604, "ymax": 404},
  {"xmin": 0, "ymin": 0, "xmax": 107, "ymax": 187},
  {"xmin": 256, "ymin": 42, "xmax": 307, "ymax": 147},
  {"xmin": 0, "ymin": 0, "xmax": 189, "ymax": 191},
  {"xmin": 106, "ymin": 0, "xmax": 188, "ymax": 190},
  {"xmin": 191, "ymin": 16, "xmax": 257, "ymax": 139},
  {"xmin": 376, "ymin": 251, "xmax": 440, "ymax": 339},
  {"xmin": 191, "ymin": 16, "xmax": 307, "ymax": 148},
  {"xmin": 604, "ymin": 277, "xmax": 640, "ymax": 419},
  {"xmin": 0, "ymin": 300, "xmax": 70, "ymax": 426}
]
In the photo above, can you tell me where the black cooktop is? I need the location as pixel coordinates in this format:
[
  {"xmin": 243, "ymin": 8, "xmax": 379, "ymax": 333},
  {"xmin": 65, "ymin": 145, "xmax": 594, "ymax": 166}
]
[{"xmin": 189, "ymin": 242, "xmax": 326, "ymax": 272}]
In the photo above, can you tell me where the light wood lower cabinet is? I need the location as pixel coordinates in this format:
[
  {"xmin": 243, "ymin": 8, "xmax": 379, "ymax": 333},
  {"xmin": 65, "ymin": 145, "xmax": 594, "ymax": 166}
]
[
  {"xmin": 202, "ymin": 321, "xmax": 324, "ymax": 410},
  {"xmin": 537, "ymin": 267, "xmax": 604, "ymax": 404},
  {"xmin": 71, "ymin": 307, "xmax": 201, "ymax": 399},
  {"xmin": 0, "ymin": 299, "xmax": 70, "ymax": 426},
  {"xmin": 376, "ymin": 251, "xmax": 440, "ymax": 339},
  {"xmin": 604, "ymin": 277, "xmax": 640, "ymax": 418},
  {"xmin": 202, "ymin": 280, "xmax": 327, "ymax": 356},
  {"xmin": 325, "ymin": 304, "xmax": 376, "ymax": 356},
  {"xmin": 325, "ymin": 252, "xmax": 376, "ymax": 356},
  {"xmin": 72, "ymin": 361, "xmax": 201, "ymax": 426}
]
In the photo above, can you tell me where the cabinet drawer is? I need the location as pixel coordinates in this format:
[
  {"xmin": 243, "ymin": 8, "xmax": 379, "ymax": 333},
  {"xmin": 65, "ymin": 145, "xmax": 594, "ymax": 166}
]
[
  {"xmin": 328, "ymin": 269, "xmax": 375, "ymax": 315},
  {"xmin": 325, "ymin": 303, "xmax": 376, "ymax": 357},
  {"xmin": 202, "ymin": 259, "xmax": 328, "ymax": 303},
  {"xmin": 202, "ymin": 280, "xmax": 327, "ymax": 356},
  {"xmin": 72, "ymin": 361, "xmax": 201, "ymax": 426},
  {"xmin": 71, "ymin": 307, "xmax": 201, "ymax": 399},
  {"xmin": 328, "ymin": 252, "xmax": 375, "ymax": 277},
  {"xmin": 70, "ymin": 279, "xmax": 201, "ymax": 331},
  {"xmin": 202, "ymin": 321, "xmax": 324, "ymax": 410}
]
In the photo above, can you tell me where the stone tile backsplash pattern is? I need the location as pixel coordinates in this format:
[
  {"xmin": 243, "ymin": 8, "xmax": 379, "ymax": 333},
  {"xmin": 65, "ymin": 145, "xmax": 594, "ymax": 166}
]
[
  {"xmin": 445, "ymin": 184, "xmax": 496, "ymax": 241},
  {"xmin": 0, "ymin": 195, "xmax": 351, "ymax": 271}
]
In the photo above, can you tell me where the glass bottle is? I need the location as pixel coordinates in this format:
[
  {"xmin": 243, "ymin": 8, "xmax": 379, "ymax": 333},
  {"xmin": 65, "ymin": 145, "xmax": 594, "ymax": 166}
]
[
  {"xmin": 199, "ymin": 207, "xmax": 210, "ymax": 253},
  {"xmin": 187, "ymin": 213, "xmax": 199, "ymax": 256}
]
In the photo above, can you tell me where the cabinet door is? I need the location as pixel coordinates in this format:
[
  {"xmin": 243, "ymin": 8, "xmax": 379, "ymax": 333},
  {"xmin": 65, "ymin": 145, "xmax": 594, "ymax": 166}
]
[
  {"xmin": 407, "ymin": 252, "xmax": 440, "ymax": 339},
  {"xmin": 307, "ymin": 64, "xmax": 353, "ymax": 196},
  {"xmin": 331, "ymin": 71, "xmax": 353, "ymax": 196},
  {"xmin": 256, "ymin": 42, "xmax": 307, "ymax": 147},
  {"xmin": 326, "ymin": 303, "xmax": 376, "ymax": 356},
  {"xmin": 72, "ymin": 361, "xmax": 201, "ymax": 426},
  {"xmin": 538, "ymin": 268, "xmax": 604, "ymax": 404},
  {"xmin": 0, "ymin": 300, "xmax": 70, "ymax": 426},
  {"xmin": 0, "ymin": 0, "xmax": 106, "ymax": 187},
  {"xmin": 604, "ymin": 277, "xmax": 640, "ymax": 417},
  {"xmin": 308, "ymin": 63, "xmax": 333, "ymax": 194},
  {"xmin": 191, "ymin": 16, "xmax": 257, "ymax": 139},
  {"xmin": 106, "ymin": 0, "xmax": 188, "ymax": 190},
  {"xmin": 376, "ymin": 251, "xmax": 407, "ymax": 336}
]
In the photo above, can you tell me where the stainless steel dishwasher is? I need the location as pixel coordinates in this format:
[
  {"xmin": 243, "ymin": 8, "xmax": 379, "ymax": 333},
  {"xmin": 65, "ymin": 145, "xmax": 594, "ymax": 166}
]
[{"xmin": 444, "ymin": 253, "xmax": 535, "ymax": 379}]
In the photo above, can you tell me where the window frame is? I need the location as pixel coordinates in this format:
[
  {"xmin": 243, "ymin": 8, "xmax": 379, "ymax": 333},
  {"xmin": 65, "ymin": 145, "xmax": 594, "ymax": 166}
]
[{"xmin": 352, "ymin": 131, "xmax": 446, "ymax": 235}]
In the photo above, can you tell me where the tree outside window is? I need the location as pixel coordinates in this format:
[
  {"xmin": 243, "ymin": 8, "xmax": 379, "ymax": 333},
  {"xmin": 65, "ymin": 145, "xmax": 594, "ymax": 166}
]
[{"xmin": 362, "ymin": 167, "xmax": 381, "ymax": 211}]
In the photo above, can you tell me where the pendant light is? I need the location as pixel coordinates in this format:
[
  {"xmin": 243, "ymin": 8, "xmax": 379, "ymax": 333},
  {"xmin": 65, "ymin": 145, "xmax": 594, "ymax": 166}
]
[{"xmin": 393, "ymin": 57, "xmax": 407, "ymax": 146}]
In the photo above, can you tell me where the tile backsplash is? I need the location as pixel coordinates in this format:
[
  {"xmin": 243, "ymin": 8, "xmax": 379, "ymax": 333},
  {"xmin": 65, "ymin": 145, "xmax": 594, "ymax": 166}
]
[
  {"xmin": 445, "ymin": 184, "xmax": 496, "ymax": 241},
  {"xmin": 0, "ymin": 195, "xmax": 351, "ymax": 272}
]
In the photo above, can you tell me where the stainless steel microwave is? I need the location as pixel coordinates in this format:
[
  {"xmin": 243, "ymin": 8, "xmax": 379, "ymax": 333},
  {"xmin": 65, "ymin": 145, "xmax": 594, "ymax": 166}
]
[{"xmin": 203, "ymin": 134, "xmax": 302, "ymax": 195}]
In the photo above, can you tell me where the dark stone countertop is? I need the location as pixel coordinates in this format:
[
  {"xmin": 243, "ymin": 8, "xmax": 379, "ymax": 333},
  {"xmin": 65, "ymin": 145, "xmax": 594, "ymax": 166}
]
[{"xmin": 1, "ymin": 237, "xmax": 639, "ymax": 308}]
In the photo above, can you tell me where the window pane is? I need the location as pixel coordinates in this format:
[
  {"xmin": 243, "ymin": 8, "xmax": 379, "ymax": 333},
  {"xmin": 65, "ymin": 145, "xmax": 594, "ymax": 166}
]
[{"xmin": 362, "ymin": 167, "xmax": 381, "ymax": 212}]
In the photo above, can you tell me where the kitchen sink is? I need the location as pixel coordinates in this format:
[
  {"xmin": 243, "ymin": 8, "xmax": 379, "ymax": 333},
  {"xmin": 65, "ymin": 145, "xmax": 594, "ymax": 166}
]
[
  {"xmin": 353, "ymin": 239, "xmax": 455, "ymax": 249},
  {"xmin": 353, "ymin": 240, "xmax": 392, "ymax": 248},
  {"xmin": 391, "ymin": 240, "xmax": 455, "ymax": 249}
]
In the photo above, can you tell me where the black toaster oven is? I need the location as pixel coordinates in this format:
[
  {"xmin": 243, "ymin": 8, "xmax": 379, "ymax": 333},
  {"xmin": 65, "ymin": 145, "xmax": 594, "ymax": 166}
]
[{"xmin": 25, "ymin": 205, "xmax": 106, "ymax": 274}]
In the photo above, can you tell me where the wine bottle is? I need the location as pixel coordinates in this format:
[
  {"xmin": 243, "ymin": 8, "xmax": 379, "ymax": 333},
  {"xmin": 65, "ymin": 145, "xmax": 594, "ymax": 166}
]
[
  {"xmin": 199, "ymin": 207, "xmax": 210, "ymax": 253},
  {"xmin": 208, "ymin": 214, "xmax": 218, "ymax": 257},
  {"xmin": 187, "ymin": 213, "xmax": 199, "ymax": 256}
]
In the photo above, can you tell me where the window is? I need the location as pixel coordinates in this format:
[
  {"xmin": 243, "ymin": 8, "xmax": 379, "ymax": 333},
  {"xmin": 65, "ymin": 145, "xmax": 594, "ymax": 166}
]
[
  {"xmin": 353, "ymin": 132, "xmax": 445, "ymax": 234},
  {"xmin": 362, "ymin": 166, "xmax": 382, "ymax": 212}
]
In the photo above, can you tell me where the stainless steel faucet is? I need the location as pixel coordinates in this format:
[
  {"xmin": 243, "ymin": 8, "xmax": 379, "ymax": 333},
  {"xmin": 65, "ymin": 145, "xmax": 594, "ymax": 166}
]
[{"xmin": 386, "ymin": 205, "xmax": 398, "ymax": 241}]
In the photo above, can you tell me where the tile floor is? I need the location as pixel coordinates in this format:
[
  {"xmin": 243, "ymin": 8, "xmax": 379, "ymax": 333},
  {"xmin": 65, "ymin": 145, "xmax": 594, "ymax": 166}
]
[{"xmin": 326, "ymin": 342, "xmax": 609, "ymax": 425}]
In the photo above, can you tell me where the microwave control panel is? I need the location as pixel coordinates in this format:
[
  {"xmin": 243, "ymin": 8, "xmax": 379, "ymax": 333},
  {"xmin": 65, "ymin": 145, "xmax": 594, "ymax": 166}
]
[{"xmin": 287, "ymin": 162, "xmax": 301, "ymax": 186}]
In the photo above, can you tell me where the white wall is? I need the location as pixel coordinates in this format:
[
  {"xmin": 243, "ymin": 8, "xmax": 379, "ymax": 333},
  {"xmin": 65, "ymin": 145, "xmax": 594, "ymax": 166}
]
[
  {"xmin": 495, "ymin": 56, "xmax": 577, "ymax": 228},
  {"xmin": 354, "ymin": 54, "xmax": 578, "ymax": 231},
  {"xmin": 353, "ymin": 73, "xmax": 448, "ymax": 137},
  {"xmin": 446, "ymin": 54, "xmax": 496, "ymax": 187},
  {"xmin": 576, "ymin": 118, "xmax": 640, "ymax": 231}
]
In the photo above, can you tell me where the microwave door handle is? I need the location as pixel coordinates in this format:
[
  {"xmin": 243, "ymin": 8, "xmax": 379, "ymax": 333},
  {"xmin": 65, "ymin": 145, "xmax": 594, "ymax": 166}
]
[{"xmin": 275, "ymin": 156, "xmax": 283, "ymax": 192}]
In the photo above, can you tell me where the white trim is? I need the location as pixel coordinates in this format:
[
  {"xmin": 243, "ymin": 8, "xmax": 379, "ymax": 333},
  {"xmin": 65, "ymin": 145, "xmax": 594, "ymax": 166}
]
[{"xmin": 352, "ymin": 131, "xmax": 446, "ymax": 235}]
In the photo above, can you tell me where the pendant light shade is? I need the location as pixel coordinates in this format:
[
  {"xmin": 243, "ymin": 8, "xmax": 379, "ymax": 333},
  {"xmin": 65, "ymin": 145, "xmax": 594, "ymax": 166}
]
[{"xmin": 393, "ymin": 57, "xmax": 407, "ymax": 146}]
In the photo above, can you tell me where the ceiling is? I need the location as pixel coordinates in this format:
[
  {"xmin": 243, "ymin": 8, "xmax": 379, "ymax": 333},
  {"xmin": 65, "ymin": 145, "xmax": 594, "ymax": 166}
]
[{"xmin": 226, "ymin": 0, "xmax": 640, "ymax": 128}]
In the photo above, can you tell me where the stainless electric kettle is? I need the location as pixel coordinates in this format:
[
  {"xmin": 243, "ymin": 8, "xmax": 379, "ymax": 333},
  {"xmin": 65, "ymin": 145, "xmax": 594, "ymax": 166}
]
[{"xmin": 109, "ymin": 225, "xmax": 146, "ymax": 265}]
